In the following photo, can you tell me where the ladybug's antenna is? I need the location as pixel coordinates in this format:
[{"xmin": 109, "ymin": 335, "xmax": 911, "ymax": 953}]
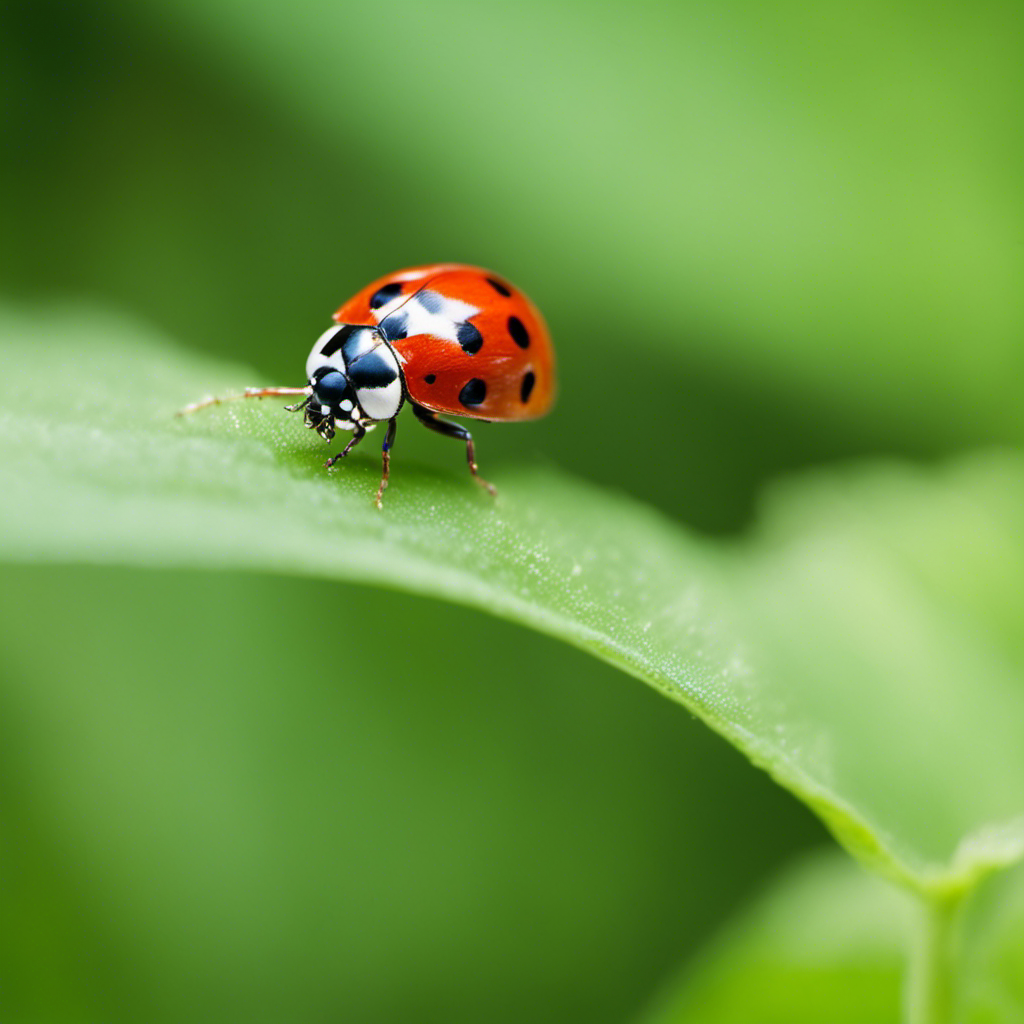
[{"xmin": 176, "ymin": 386, "xmax": 312, "ymax": 417}]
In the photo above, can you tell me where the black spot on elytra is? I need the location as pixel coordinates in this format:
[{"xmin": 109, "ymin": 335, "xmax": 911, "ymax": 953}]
[
  {"xmin": 369, "ymin": 282, "xmax": 403, "ymax": 309},
  {"xmin": 378, "ymin": 311, "xmax": 408, "ymax": 342},
  {"xmin": 319, "ymin": 324, "xmax": 355, "ymax": 358},
  {"xmin": 424, "ymin": 374, "xmax": 436, "ymax": 384},
  {"xmin": 486, "ymin": 277, "xmax": 512, "ymax": 297},
  {"xmin": 508, "ymin": 315, "xmax": 530, "ymax": 348},
  {"xmin": 459, "ymin": 378, "xmax": 487, "ymax": 407},
  {"xmin": 457, "ymin": 321, "xmax": 484, "ymax": 354},
  {"xmin": 520, "ymin": 371, "xmax": 535, "ymax": 403}
]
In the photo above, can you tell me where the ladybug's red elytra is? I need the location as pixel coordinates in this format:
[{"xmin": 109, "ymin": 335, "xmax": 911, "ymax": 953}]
[{"xmin": 179, "ymin": 264, "xmax": 556, "ymax": 507}]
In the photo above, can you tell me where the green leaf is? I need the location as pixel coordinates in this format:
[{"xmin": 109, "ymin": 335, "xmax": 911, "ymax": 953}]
[
  {"xmin": 1, "ymin": 303, "xmax": 1023, "ymax": 895},
  {"xmin": 732, "ymin": 460, "xmax": 1024, "ymax": 889},
  {"xmin": 637, "ymin": 851, "xmax": 908, "ymax": 1024},
  {"xmin": 962, "ymin": 863, "xmax": 1024, "ymax": 1022},
  {"xmin": 636, "ymin": 852, "xmax": 1024, "ymax": 1024}
]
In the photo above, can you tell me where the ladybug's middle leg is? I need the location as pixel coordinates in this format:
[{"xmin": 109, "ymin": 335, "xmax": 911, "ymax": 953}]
[
  {"xmin": 411, "ymin": 403, "xmax": 497, "ymax": 497},
  {"xmin": 374, "ymin": 417, "xmax": 399, "ymax": 509}
]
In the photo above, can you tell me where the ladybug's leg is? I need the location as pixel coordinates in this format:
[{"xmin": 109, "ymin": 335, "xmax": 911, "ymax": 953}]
[
  {"xmin": 324, "ymin": 425, "xmax": 366, "ymax": 469},
  {"xmin": 176, "ymin": 386, "xmax": 311, "ymax": 417},
  {"xmin": 374, "ymin": 417, "xmax": 399, "ymax": 509},
  {"xmin": 411, "ymin": 404, "xmax": 497, "ymax": 497}
]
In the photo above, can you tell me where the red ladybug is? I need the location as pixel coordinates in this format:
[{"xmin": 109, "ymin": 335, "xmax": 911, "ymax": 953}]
[{"xmin": 180, "ymin": 264, "xmax": 555, "ymax": 506}]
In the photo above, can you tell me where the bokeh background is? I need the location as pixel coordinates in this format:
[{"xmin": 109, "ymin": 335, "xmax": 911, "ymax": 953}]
[{"xmin": 2, "ymin": 2, "xmax": 1021, "ymax": 1021}]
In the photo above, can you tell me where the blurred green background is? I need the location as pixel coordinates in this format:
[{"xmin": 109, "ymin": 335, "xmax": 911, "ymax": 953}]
[{"xmin": 1, "ymin": 2, "xmax": 1021, "ymax": 1021}]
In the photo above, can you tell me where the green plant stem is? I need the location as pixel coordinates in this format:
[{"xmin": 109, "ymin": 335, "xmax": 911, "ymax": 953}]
[{"xmin": 905, "ymin": 890, "xmax": 965, "ymax": 1024}]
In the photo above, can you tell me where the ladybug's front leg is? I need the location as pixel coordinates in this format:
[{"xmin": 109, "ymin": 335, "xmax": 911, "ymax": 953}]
[
  {"xmin": 324, "ymin": 425, "xmax": 366, "ymax": 469},
  {"xmin": 374, "ymin": 417, "xmax": 399, "ymax": 509},
  {"xmin": 176, "ymin": 386, "xmax": 311, "ymax": 417}
]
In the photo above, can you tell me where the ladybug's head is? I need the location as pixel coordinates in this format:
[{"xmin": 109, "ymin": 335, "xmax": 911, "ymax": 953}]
[
  {"xmin": 299, "ymin": 366, "xmax": 365, "ymax": 441},
  {"xmin": 302, "ymin": 402, "xmax": 335, "ymax": 442},
  {"xmin": 301, "ymin": 323, "xmax": 401, "ymax": 434}
]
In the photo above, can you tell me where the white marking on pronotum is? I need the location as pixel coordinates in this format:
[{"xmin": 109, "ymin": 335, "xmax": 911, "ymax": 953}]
[
  {"xmin": 356, "ymin": 378, "xmax": 402, "ymax": 420},
  {"xmin": 312, "ymin": 324, "xmax": 346, "ymax": 351}
]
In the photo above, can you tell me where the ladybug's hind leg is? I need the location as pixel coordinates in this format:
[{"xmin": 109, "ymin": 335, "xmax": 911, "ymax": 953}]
[{"xmin": 411, "ymin": 403, "xmax": 497, "ymax": 497}]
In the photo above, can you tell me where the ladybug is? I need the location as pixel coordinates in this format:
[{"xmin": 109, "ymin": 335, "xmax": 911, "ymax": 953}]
[{"xmin": 180, "ymin": 264, "xmax": 555, "ymax": 507}]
